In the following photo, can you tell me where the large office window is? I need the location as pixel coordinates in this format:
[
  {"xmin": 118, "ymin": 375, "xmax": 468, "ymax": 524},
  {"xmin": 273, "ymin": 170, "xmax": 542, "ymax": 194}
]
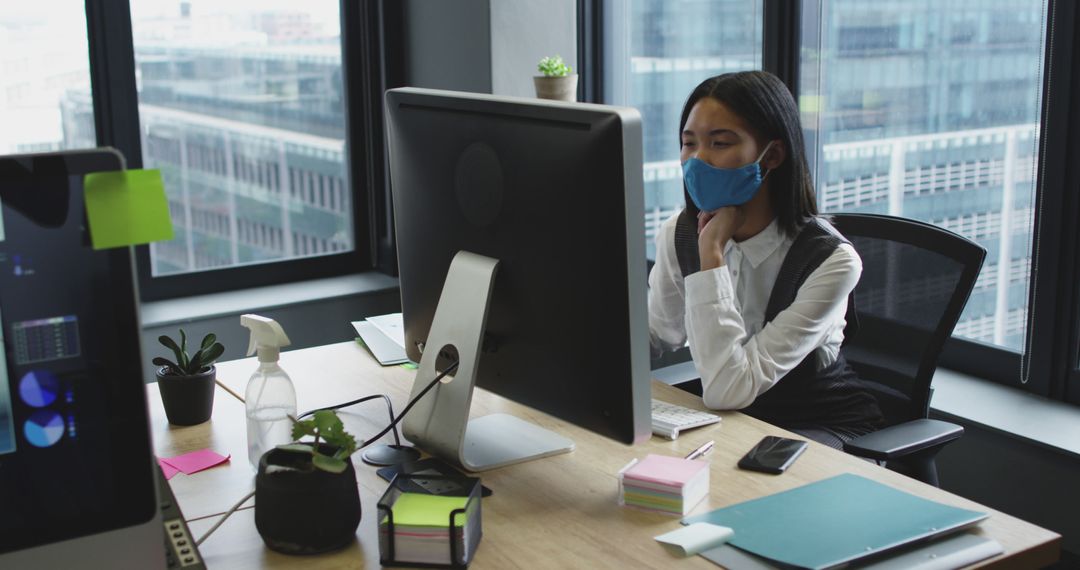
[
  {"xmin": 120, "ymin": 1, "xmax": 353, "ymax": 277},
  {"xmin": 800, "ymin": 0, "xmax": 1047, "ymax": 353},
  {"xmin": 23, "ymin": 1, "xmax": 393, "ymax": 300},
  {"xmin": 593, "ymin": 0, "xmax": 1080, "ymax": 400},
  {"xmin": 602, "ymin": 0, "xmax": 763, "ymax": 259},
  {"xmin": 0, "ymin": 4, "xmax": 94, "ymax": 154}
]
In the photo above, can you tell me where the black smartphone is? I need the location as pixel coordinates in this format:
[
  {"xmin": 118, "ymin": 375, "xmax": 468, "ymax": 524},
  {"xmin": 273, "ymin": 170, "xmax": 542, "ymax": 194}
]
[{"xmin": 737, "ymin": 436, "xmax": 808, "ymax": 474}]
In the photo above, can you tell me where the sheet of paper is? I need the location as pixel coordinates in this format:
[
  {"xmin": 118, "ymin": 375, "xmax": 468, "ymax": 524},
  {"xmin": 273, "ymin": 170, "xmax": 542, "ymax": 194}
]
[
  {"xmin": 365, "ymin": 313, "xmax": 406, "ymax": 349},
  {"xmin": 655, "ymin": 522, "xmax": 733, "ymax": 557},
  {"xmin": 160, "ymin": 449, "xmax": 230, "ymax": 475},
  {"xmin": 83, "ymin": 169, "xmax": 174, "ymax": 250},
  {"xmin": 352, "ymin": 321, "xmax": 410, "ymax": 365},
  {"xmin": 158, "ymin": 458, "xmax": 180, "ymax": 480},
  {"xmin": 700, "ymin": 533, "xmax": 1004, "ymax": 570}
]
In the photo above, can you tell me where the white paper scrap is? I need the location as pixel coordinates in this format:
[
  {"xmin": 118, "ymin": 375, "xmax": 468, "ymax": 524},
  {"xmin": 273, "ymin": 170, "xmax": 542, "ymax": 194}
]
[{"xmin": 655, "ymin": 522, "xmax": 734, "ymax": 557}]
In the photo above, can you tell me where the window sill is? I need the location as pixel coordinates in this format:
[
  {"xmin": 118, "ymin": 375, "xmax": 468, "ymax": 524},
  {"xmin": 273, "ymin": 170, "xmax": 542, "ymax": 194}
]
[
  {"xmin": 139, "ymin": 272, "xmax": 399, "ymax": 328},
  {"xmin": 931, "ymin": 367, "xmax": 1080, "ymax": 457}
]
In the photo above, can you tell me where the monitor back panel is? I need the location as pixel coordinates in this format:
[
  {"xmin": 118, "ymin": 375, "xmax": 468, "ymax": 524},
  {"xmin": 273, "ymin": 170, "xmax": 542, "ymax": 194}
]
[{"xmin": 387, "ymin": 89, "xmax": 651, "ymax": 444}]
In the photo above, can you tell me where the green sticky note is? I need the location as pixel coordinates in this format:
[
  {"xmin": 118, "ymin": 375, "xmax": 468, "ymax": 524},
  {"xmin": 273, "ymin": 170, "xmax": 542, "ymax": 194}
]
[
  {"xmin": 388, "ymin": 493, "xmax": 469, "ymax": 527},
  {"xmin": 400, "ymin": 362, "xmax": 418, "ymax": 370},
  {"xmin": 83, "ymin": 169, "xmax": 174, "ymax": 250}
]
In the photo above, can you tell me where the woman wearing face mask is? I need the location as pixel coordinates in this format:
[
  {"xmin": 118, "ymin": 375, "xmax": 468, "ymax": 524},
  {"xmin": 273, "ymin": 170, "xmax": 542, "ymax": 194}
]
[{"xmin": 648, "ymin": 71, "xmax": 883, "ymax": 449}]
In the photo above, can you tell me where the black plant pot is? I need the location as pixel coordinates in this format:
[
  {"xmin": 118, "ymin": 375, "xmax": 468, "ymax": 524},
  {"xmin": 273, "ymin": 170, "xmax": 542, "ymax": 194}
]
[
  {"xmin": 156, "ymin": 365, "xmax": 215, "ymax": 426},
  {"xmin": 255, "ymin": 446, "xmax": 362, "ymax": 555}
]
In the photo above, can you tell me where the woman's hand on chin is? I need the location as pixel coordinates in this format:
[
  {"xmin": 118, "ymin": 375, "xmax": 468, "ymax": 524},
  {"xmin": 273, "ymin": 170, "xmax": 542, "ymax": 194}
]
[{"xmin": 698, "ymin": 207, "xmax": 744, "ymax": 271}]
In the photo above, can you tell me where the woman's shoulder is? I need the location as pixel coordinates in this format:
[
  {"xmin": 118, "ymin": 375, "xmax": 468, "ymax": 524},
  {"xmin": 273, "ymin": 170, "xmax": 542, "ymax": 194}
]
[
  {"xmin": 808, "ymin": 215, "xmax": 845, "ymax": 239},
  {"xmin": 829, "ymin": 240, "xmax": 862, "ymax": 271},
  {"xmin": 804, "ymin": 216, "xmax": 859, "ymax": 258},
  {"xmin": 660, "ymin": 210, "xmax": 683, "ymax": 230},
  {"xmin": 656, "ymin": 209, "xmax": 684, "ymax": 242}
]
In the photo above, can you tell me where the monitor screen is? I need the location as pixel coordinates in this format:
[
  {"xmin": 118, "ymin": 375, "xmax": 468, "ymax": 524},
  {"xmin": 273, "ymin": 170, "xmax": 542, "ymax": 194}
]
[
  {"xmin": 0, "ymin": 150, "xmax": 157, "ymax": 555},
  {"xmin": 386, "ymin": 88, "xmax": 651, "ymax": 447}
]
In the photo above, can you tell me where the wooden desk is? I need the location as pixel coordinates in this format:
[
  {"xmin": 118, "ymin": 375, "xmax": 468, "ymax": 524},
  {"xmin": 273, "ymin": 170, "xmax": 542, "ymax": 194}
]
[{"xmin": 148, "ymin": 341, "xmax": 1060, "ymax": 569}]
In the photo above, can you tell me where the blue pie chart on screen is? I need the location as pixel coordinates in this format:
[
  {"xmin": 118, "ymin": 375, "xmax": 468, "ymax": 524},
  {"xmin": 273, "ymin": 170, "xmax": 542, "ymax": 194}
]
[
  {"xmin": 18, "ymin": 370, "xmax": 60, "ymax": 408},
  {"xmin": 24, "ymin": 411, "xmax": 65, "ymax": 448}
]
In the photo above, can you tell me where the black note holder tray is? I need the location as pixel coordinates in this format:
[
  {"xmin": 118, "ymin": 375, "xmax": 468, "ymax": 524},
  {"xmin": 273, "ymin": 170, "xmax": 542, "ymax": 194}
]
[{"xmin": 377, "ymin": 473, "xmax": 483, "ymax": 568}]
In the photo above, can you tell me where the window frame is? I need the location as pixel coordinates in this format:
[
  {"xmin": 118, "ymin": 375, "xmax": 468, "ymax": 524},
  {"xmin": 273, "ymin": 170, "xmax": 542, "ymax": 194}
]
[
  {"xmin": 1039, "ymin": 0, "xmax": 1080, "ymax": 404},
  {"xmin": 585, "ymin": 0, "xmax": 1080, "ymax": 404},
  {"xmin": 577, "ymin": 0, "xmax": 604, "ymax": 104},
  {"xmin": 85, "ymin": 0, "xmax": 399, "ymax": 301}
]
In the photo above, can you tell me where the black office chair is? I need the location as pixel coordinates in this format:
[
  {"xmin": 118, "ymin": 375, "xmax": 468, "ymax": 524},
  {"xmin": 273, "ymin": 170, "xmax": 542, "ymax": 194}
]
[{"xmin": 830, "ymin": 213, "xmax": 987, "ymax": 487}]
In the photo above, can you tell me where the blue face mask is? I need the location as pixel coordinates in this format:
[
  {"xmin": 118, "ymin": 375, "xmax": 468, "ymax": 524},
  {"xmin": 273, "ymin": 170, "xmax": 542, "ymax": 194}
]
[{"xmin": 682, "ymin": 141, "xmax": 775, "ymax": 212}]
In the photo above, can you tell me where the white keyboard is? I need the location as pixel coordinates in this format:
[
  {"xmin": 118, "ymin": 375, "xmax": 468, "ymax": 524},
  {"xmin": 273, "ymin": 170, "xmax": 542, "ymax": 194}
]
[{"xmin": 651, "ymin": 399, "xmax": 721, "ymax": 440}]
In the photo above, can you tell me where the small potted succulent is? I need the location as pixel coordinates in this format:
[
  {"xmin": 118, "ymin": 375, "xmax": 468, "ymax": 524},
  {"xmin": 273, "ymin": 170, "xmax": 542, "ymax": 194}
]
[
  {"xmin": 255, "ymin": 411, "xmax": 362, "ymax": 555},
  {"xmin": 534, "ymin": 54, "xmax": 578, "ymax": 102},
  {"xmin": 153, "ymin": 329, "xmax": 224, "ymax": 426}
]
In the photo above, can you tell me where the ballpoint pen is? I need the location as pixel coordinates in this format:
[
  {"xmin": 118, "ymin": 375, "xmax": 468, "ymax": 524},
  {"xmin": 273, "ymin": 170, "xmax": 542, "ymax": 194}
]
[{"xmin": 684, "ymin": 440, "xmax": 715, "ymax": 460}]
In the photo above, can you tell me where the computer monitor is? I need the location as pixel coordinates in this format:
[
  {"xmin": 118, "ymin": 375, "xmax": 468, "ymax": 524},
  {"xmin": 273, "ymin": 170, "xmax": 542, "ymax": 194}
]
[
  {"xmin": 385, "ymin": 87, "xmax": 651, "ymax": 471},
  {"xmin": 0, "ymin": 150, "xmax": 164, "ymax": 567}
]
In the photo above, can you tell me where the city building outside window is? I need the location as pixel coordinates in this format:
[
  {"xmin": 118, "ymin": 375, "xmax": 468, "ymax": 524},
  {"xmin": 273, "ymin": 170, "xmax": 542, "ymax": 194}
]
[
  {"xmin": 603, "ymin": 0, "xmax": 1045, "ymax": 356},
  {"xmin": 114, "ymin": 0, "xmax": 354, "ymax": 277},
  {"xmin": 0, "ymin": 4, "xmax": 94, "ymax": 154},
  {"xmin": 800, "ymin": 0, "xmax": 1046, "ymax": 353}
]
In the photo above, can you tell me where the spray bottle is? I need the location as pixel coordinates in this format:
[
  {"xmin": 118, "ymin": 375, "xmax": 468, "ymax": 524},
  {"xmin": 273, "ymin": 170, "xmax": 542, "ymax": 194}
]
[{"xmin": 241, "ymin": 314, "xmax": 296, "ymax": 470}]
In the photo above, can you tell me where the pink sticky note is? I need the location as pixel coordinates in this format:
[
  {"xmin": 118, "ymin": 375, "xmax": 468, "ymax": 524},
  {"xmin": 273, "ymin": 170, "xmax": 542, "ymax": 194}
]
[
  {"xmin": 161, "ymin": 449, "xmax": 231, "ymax": 475},
  {"xmin": 158, "ymin": 458, "xmax": 180, "ymax": 480},
  {"xmin": 623, "ymin": 454, "xmax": 708, "ymax": 488}
]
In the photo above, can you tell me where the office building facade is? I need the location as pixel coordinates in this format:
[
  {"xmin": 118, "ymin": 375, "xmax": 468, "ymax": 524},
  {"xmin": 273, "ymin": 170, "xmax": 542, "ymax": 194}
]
[
  {"xmin": 63, "ymin": 7, "xmax": 353, "ymax": 278},
  {"xmin": 614, "ymin": 0, "xmax": 1042, "ymax": 350},
  {"xmin": 19, "ymin": 1, "xmax": 1043, "ymax": 349}
]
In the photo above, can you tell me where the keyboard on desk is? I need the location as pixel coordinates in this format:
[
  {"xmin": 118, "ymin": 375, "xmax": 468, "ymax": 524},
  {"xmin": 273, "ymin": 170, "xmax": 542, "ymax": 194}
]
[{"xmin": 651, "ymin": 399, "xmax": 721, "ymax": 439}]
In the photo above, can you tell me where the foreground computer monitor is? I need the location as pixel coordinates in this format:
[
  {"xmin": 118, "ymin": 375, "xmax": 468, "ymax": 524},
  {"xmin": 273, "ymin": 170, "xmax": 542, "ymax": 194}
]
[
  {"xmin": 385, "ymin": 87, "xmax": 651, "ymax": 471},
  {"xmin": 0, "ymin": 150, "xmax": 164, "ymax": 567}
]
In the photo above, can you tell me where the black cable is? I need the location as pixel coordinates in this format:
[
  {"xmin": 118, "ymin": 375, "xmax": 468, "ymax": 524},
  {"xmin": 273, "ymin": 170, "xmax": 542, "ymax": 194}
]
[
  {"xmin": 356, "ymin": 361, "xmax": 458, "ymax": 449},
  {"xmin": 196, "ymin": 361, "xmax": 460, "ymax": 548},
  {"xmin": 300, "ymin": 393, "xmax": 403, "ymax": 446},
  {"xmin": 298, "ymin": 360, "xmax": 459, "ymax": 450}
]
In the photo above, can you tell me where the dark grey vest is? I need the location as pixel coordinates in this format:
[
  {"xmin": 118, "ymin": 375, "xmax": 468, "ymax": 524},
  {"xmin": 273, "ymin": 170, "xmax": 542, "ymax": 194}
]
[{"xmin": 673, "ymin": 213, "xmax": 882, "ymax": 433}]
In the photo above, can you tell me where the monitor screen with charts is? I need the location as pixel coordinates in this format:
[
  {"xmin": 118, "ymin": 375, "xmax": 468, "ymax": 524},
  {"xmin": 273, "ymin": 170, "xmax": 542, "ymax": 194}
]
[{"xmin": 0, "ymin": 150, "xmax": 163, "ymax": 567}]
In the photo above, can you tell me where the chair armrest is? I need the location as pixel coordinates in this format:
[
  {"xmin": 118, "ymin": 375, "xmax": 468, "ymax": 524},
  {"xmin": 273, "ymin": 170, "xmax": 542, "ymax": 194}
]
[{"xmin": 843, "ymin": 419, "xmax": 964, "ymax": 461}]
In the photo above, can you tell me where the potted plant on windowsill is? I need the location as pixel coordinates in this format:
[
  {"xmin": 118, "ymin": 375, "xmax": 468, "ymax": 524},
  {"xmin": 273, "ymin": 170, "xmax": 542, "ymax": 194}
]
[
  {"xmin": 255, "ymin": 410, "xmax": 362, "ymax": 555},
  {"xmin": 534, "ymin": 54, "xmax": 578, "ymax": 101},
  {"xmin": 153, "ymin": 329, "xmax": 225, "ymax": 426}
]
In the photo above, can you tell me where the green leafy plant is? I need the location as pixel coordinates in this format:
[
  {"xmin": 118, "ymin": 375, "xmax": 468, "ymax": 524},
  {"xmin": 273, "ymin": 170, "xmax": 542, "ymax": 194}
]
[
  {"xmin": 153, "ymin": 329, "xmax": 225, "ymax": 376},
  {"xmin": 537, "ymin": 54, "xmax": 573, "ymax": 77},
  {"xmin": 278, "ymin": 411, "xmax": 358, "ymax": 474}
]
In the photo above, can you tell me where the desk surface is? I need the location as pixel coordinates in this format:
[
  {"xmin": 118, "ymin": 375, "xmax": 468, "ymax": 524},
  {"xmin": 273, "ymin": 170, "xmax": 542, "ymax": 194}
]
[{"xmin": 149, "ymin": 341, "xmax": 1060, "ymax": 569}]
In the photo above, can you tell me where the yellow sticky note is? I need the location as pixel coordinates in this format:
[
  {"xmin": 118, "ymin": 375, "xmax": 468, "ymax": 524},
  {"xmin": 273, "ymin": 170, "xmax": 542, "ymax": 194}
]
[
  {"xmin": 83, "ymin": 169, "xmax": 174, "ymax": 250},
  {"xmin": 388, "ymin": 493, "xmax": 469, "ymax": 527}
]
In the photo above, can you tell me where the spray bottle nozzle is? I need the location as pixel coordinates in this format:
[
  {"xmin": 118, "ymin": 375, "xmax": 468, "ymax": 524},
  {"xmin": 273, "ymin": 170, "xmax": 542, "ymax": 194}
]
[{"xmin": 240, "ymin": 314, "xmax": 291, "ymax": 362}]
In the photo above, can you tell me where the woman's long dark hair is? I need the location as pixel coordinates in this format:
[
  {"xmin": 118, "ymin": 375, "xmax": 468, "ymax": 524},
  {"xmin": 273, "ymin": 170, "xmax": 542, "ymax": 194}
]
[{"xmin": 679, "ymin": 71, "xmax": 817, "ymax": 237}]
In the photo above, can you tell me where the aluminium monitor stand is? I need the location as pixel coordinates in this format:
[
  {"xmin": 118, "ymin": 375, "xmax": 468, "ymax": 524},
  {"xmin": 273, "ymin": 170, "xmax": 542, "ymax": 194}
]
[{"xmin": 402, "ymin": 251, "xmax": 574, "ymax": 472}]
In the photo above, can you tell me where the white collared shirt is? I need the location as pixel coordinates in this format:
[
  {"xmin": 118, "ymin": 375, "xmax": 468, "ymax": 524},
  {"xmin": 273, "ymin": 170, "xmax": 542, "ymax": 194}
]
[{"xmin": 648, "ymin": 214, "xmax": 862, "ymax": 410}]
